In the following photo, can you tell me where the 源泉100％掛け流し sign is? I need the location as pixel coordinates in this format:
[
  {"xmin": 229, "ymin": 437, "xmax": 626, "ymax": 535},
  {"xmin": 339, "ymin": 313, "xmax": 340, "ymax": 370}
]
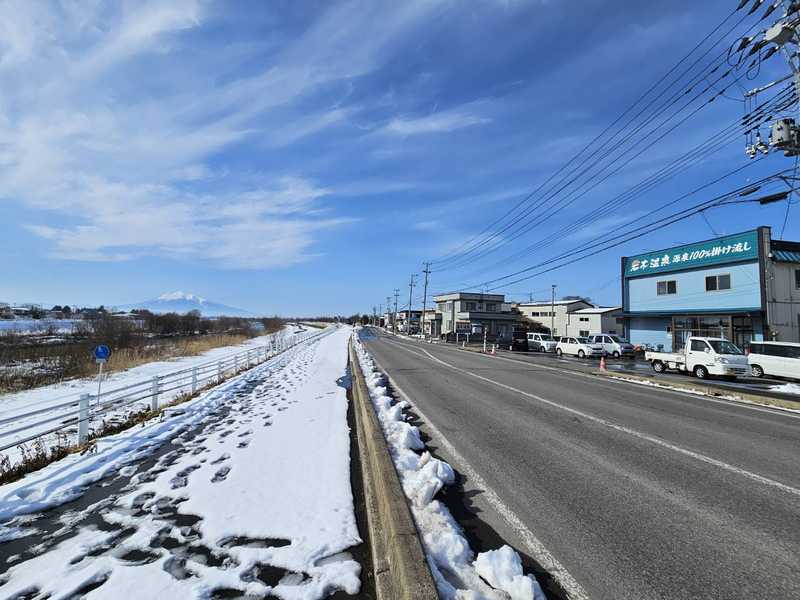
[{"xmin": 624, "ymin": 230, "xmax": 759, "ymax": 278}]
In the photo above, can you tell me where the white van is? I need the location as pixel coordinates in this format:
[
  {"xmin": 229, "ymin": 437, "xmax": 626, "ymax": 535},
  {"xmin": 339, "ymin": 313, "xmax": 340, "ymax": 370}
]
[
  {"xmin": 587, "ymin": 334, "xmax": 635, "ymax": 358},
  {"xmin": 556, "ymin": 337, "xmax": 603, "ymax": 358},
  {"xmin": 747, "ymin": 342, "xmax": 800, "ymax": 380},
  {"xmin": 527, "ymin": 332, "xmax": 557, "ymax": 353}
]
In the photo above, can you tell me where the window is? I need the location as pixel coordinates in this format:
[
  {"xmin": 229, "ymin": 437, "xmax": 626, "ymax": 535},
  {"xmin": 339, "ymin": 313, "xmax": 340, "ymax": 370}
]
[
  {"xmin": 705, "ymin": 274, "xmax": 731, "ymax": 292},
  {"xmin": 690, "ymin": 339, "xmax": 709, "ymax": 352},
  {"xmin": 796, "ymin": 269, "xmax": 800, "ymax": 290},
  {"xmin": 486, "ymin": 303, "xmax": 497, "ymax": 312},
  {"xmin": 579, "ymin": 330, "xmax": 589, "ymax": 337},
  {"xmin": 708, "ymin": 340, "xmax": 743, "ymax": 355},
  {"xmin": 579, "ymin": 317, "xmax": 589, "ymax": 322},
  {"xmin": 657, "ymin": 280, "xmax": 677, "ymax": 295},
  {"xmin": 530, "ymin": 311, "xmax": 540, "ymax": 317},
  {"xmin": 465, "ymin": 302, "xmax": 477, "ymax": 311}
]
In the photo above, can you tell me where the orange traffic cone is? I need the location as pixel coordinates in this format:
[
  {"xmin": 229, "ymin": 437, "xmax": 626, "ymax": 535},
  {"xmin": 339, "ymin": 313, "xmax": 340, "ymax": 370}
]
[{"xmin": 599, "ymin": 355, "xmax": 607, "ymax": 371}]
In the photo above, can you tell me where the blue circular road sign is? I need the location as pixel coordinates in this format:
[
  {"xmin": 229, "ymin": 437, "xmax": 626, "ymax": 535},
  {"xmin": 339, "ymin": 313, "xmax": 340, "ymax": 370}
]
[{"xmin": 94, "ymin": 345, "xmax": 111, "ymax": 361}]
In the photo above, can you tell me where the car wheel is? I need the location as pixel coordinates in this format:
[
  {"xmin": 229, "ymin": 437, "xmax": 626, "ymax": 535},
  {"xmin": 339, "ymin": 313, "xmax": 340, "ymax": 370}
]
[
  {"xmin": 751, "ymin": 364, "xmax": 764, "ymax": 378},
  {"xmin": 613, "ymin": 351, "xmax": 621, "ymax": 359},
  {"xmin": 652, "ymin": 360, "xmax": 665, "ymax": 373},
  {"xmin": 578, "ymin": 350, "xmax": 585, "ymax": 359},
  {"xmin": 540, "ymin": 346, "xmax": 546, "ymax": 353},
  {"xmin": 694, "ymin": 365, "xmax": 708, "ymax": 380},
  {"xmin": 556, "ymin": 348, "xmax": 563, "ymax": 357}
]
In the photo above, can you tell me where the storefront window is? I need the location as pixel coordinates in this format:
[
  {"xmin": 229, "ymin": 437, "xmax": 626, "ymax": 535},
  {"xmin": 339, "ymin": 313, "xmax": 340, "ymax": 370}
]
[{"xmin": 672, "ymin": 315, "xmax": 738, "ymax": 350}]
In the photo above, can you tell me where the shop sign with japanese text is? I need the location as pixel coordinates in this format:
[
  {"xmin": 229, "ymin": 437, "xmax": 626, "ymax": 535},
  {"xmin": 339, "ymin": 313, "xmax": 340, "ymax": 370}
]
[{"xmin": 624, "ymin": 230, "xmax": 758, "ymax": 278}]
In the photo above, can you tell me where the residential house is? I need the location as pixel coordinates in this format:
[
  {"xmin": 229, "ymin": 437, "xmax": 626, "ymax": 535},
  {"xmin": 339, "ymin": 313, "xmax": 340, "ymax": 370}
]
[{"xmin": 434, "ymin": 292, "xmax": 519, "ymax": 340}]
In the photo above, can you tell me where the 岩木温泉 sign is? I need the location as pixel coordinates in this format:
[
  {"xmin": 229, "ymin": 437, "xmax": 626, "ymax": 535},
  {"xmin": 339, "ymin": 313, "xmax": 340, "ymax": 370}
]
[{"xmin": 624, "ymin": 230, "xmax": 759, "ymax": 278}]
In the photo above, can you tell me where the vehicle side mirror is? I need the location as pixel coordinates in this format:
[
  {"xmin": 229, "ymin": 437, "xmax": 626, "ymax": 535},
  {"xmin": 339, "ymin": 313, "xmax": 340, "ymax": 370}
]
[{"xmin": 704, "ymin": 347, "xmax": 711, "ymax": 353}]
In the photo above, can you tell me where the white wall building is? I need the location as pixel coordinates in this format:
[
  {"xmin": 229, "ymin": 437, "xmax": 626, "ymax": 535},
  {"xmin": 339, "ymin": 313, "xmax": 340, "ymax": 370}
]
[{"xmin": 516, "ymin": 300, "xmax": 623, "ymax": 337}]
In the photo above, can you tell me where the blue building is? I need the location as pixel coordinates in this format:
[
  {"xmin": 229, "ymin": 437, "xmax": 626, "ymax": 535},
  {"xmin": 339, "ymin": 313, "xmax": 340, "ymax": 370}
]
[{"xmin": 622, "ymin": 227, "xmax": 800, "ymax": 351}]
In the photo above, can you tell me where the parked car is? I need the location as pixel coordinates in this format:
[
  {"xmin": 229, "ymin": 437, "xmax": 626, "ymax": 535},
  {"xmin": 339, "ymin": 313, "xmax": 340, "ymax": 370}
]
[
  {"xmin": 588, "ymin": 334, "xmax": 635, "ymax": 358},
  {"xmin": 556, "ymin": 336, "xmax": 603, "ymax": 358},
  {"xmin": 509, "ymin": 329, "xmax": 529, "ymax": 352},
  {"xmin": 645, "ymin": 337, "xmax": 750, "ymax": 380},
  {"xmin": 747, "ymin": 341, "xmax": 800, "ymax": 380},
  {"xmin": 527, "ymin": 332, "xmax": 558, "ymax": 352}
]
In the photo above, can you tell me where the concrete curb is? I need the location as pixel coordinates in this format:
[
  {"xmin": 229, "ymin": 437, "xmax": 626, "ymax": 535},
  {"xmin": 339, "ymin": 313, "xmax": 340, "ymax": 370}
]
[
  {"xmin": 348, "ymin": 340, "xmax": 440, "ymax": 600},
  {"xmin": 595, "ymin": 369, "xmax": 800, "ymax": 411}
]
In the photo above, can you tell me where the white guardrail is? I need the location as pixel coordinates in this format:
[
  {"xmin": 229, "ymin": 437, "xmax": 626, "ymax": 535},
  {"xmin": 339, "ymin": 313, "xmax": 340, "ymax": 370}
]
[{"xmin": 0, "ymin": 327, "xmax": 332, "ymax": 452}]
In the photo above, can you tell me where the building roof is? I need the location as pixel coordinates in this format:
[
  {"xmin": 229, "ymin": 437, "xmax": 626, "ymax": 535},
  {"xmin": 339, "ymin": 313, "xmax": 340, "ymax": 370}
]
[
  {"xmin": 572, "ymin": 306, "xmax": 621, "ymax": 314},
  {"xmin": 770, "ymin": 240, "xmax": 800, "ymax": 264},
  {"xmin": 433, "ymin": 292, "xmax": 505, "ymax": 301},
  {"xmin": 772, "ymin": 249, "xmax": 800, "ymax": 263},
  {"xmin": 518, "ymin": 299, "xmax": 592, "ymax": 307}
]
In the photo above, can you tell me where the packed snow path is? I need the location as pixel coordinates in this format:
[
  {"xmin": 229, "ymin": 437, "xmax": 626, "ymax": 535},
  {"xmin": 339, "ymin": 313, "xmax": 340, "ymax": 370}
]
[{"xmin": 0, "ymin": 326, "xmax": 361, "ymax": 600}]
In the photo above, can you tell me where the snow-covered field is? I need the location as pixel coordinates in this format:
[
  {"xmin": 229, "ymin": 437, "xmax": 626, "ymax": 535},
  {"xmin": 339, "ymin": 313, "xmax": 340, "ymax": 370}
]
[
  {"xmin": 0, "ymin": 325, "xmax": 361, "ymax": 599},
  {"xmin": 0, "ymin": 326, "xmax": 306, "ymax": 467},
  {"xmin": 0, "ymin": 319, "xmax": 82, "ymax": 335},
  {"xmin": 353, "ymin": 330, "xmax": 544, "ymax": 600}
]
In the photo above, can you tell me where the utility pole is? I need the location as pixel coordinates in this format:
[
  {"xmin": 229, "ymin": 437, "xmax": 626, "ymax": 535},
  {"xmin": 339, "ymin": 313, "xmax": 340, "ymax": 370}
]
[
  {"xmin": 378, "ymin": 303, "xmax": 382, "ymax": 328},
  {"xmin": 393, "ymin": 289, "xmax": 400, "ymax": 335},
  {"xmin": 529, "ymin": 292, "xmax": 533, "ymax": 302},
  {"xmin": 372, "ymin": 305, "xmax": 377, "ymax": 327},
  {"xmin": 386, "ymin": 296, "xmax": 392, "ymax": 330},
  {"xmin": 551, "ymin": 284, "xmax": 557, "ymax": 337},
  {"xmin": 407, "ymin": 274, "xmax": 417, "ymax": 335},
  {"xmin": 742, "ymin": 3, "xmax": 800, "ymax": 159},
  {"xmin": 421, "ymin": 262, "xmax": 431, "ymax": 340}
]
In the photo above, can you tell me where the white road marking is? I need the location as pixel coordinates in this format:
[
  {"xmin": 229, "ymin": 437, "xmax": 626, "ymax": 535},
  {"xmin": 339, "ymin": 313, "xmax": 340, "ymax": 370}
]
[
  {"xmin": 384, "ymin": 333, "xmax": 800, "ymax": 420},
  {"xmin": 372, "ymin": 352, "xmax": 590, "ymax": 600},
  {"xmin": 393, "ymin": 342, "xmax": 800, "ymax": 499}
]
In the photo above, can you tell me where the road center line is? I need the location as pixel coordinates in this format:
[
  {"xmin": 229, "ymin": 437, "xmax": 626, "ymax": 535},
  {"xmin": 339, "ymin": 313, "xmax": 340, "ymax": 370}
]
[{"xmin": 386, "ymin": 338, "xmax": 800, "ymax": 498}]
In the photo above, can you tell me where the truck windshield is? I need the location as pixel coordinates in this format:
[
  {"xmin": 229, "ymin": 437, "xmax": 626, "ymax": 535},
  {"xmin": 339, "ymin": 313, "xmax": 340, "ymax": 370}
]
[
  {"xmin": 538, "ymin": 335, "xmax": 554, "ymax": 341},
  {"xmin": 608, "ymin": 335, "xmax": 627, "ymax": 343},
  {"xmin": 708, "ymin": 340, "xmax": 743, "ymax": 355}
]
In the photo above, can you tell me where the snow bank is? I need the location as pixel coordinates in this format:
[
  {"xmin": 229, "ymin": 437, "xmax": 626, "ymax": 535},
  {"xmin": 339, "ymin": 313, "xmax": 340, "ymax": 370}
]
[{"xmin": 353, "ymin": 332, "xmax": 544, "ymax": 600}]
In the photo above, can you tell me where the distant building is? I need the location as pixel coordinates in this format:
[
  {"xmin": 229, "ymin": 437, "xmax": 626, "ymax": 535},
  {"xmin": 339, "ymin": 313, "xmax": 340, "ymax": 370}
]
[
  {"xmin": 395, "ymin": 310, "xmax": 422, "ymax": 333},
  {"xmin": 516, "ymin": 299, "xmax": 593, "ymax": 337},
  {"xmin": 434, "ymin": 292, "xmax": 519, "ymax": 340},
  {"xmin": 570, "ymin": 306, "xmax": 624, "ymax": 337},
  {"xmin": 420, "ymin": 309, "xmax": 441, "ymax": 337}
]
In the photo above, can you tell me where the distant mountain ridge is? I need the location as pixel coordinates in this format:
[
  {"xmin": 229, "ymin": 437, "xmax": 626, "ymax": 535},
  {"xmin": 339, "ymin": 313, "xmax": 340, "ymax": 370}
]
[{"xmin": 119, "ymin": 292, "xmax": 253, "ymax": 317}]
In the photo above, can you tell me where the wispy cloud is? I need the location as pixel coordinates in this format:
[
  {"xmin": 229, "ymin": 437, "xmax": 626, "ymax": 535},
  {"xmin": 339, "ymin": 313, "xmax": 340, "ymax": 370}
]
[
  {"xmin": 382, "ymin": 110, "xmax": 491, "ymax": 136},
  {"xmin": 0, "ymin": 0, "xmax": 446, "ymax": 268}
]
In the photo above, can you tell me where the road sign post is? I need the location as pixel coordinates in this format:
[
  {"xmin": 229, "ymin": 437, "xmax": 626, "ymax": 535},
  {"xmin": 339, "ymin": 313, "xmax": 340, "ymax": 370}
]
[{"xmin": 93, "ymin": 345, "xmax": 111, "ymax": 408}]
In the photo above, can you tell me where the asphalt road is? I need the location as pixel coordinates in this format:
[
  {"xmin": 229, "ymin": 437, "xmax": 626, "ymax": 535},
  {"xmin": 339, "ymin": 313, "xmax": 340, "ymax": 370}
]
[
  {"xmin": 362, "ymin": 329, "xmax": 800, "ymax": 600},
  {"xmin": 443, "ymin": 340, "xmax": 800, "ymax": 402}
]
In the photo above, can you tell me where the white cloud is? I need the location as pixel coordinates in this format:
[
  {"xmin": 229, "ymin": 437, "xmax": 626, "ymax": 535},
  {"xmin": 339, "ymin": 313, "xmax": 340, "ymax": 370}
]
[
  {"xmin": 0, "ymin": 0, "xmax": 445, "ymax": 268},
  {"xmin": 382, "ymin": 111, "xmax": 491, "ymax": 136}
]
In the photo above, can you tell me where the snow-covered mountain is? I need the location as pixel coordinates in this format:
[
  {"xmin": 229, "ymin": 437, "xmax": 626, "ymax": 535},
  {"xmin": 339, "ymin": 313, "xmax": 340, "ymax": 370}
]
[{"xmin": 119, "ymin": 292, "xmax": 253, "ymax": 317}]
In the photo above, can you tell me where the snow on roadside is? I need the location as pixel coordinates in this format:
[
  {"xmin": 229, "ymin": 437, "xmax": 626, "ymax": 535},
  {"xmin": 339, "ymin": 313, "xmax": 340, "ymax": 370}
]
[
  {"xmin": 353, "ymin": 331, "xmax": 544, "ymax": 600},
  {"xmin": 0, "ymin": 325, "xmax": 361, "ymax": 599},
  {"xmin": 770, "ymin": 382, "xmax": 800, "ymax": 395},
  {"xmin": 0, "ymin": 325, "xmax": 304, "ymax": 466}
]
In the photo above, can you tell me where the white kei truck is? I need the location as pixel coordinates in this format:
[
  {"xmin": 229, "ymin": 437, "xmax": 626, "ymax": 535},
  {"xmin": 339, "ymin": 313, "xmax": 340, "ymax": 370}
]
[{"xmin": 645, "ymin": 337, "xmax": 751, "ymax": 380}]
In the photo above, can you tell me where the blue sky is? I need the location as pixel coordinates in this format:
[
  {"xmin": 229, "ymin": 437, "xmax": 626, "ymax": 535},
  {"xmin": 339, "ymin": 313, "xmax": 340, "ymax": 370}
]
[{"xmin": 0, "ymin": 0, "xmax": 797, "ymax": 315}]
